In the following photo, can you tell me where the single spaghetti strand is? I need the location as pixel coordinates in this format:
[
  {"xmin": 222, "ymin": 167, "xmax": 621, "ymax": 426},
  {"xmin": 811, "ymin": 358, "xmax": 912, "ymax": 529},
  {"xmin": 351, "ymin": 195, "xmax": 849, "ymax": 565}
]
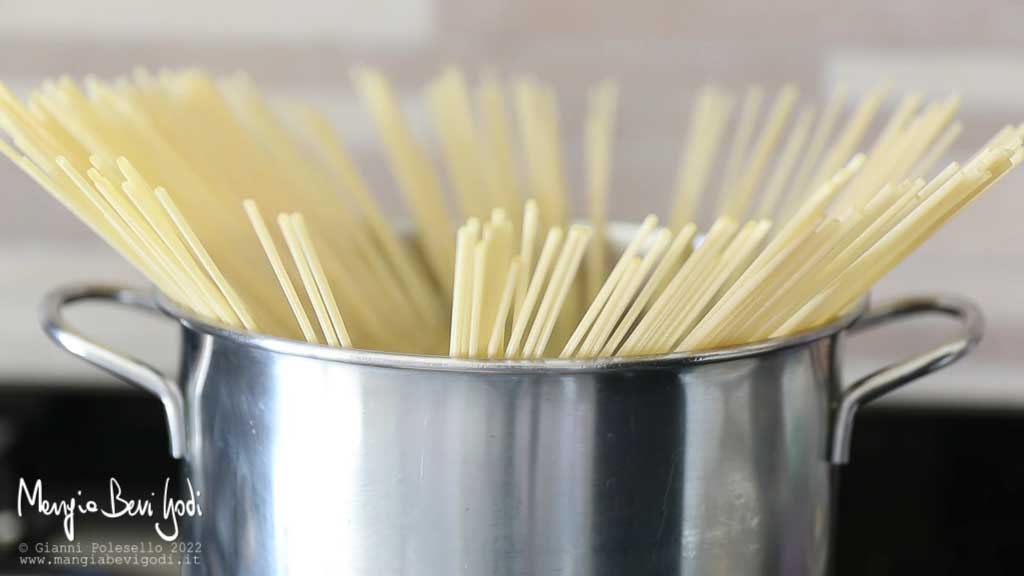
[
  {"xmin": 525, "ymin": 226, "xmax": 591, "ymax": 358},
  {"xmin": 478, "ymin": 71, "xmax": 523, "ymax": 229},
  {"xmin": 292, "ymin": 213, "xmax": 352, "ymax": 347},
  {"xmin": 524, "ymin": 228, "xmax": 584, "ymax": 357},
  {"xmin": 671, "ymin": 86, "xmax": 733, "ymax": 228},
  {"xmin": 717, "ymin": 85, "xmax": 764, "ymax": 210},
  {"xmin": 578, "ymin": 259, "xmax": 642, "ymax": 357},
  {"xmin": 427, "ymin": 68, "xmax": 488, "ymax": 220},
  {"xmin": 467, "ymin": 233, "xmax": 491, "ymax": 358},
  {"xmin": 450, "ymin": 220, "xmax": 480, "ymax": 356},
  {"xmin": 515, "ymin": 199, "xmax": 540, "ymax": 319},
  {"xmin": 515, "ymin": 78, "xmax": 567, "ymax": 229},
  {"xmin": 584, "ymin": 80, "xmax": 619, "ymax": 304},
  {"xmin": 560, "ymin": 215, "xmax": 658, "ymax": 358},
  {"xmin": 486, "ymin": 258, "xmax": 523, "ymax": 359},
  {"xmin": 757, "ymin": 106, "xmax": 815, "ymax": 218},
  {"xmin": 244, "ymin": 199, "xmax": 318, "ymax": 343},
  {"xmin": 449, "ymin": 226, "xmax": 470, "ymax": 355},
  {"xmin": 279, "ymin": 213, "xmax": 338, "ymax": 346},
  {"xmin": 538, "ymin": 83, "xmax": 568, "ymax": 228},
  {"xmin": 478, "ymin": 211, "xmax": 514, "ymax": 353},
  {"xmin": 506, "ymin": 227, "xmax": 564, "ymax": 358},
  {"xmin": 782, "ymin": 85, "xmax": 847, "ymax": 219}
]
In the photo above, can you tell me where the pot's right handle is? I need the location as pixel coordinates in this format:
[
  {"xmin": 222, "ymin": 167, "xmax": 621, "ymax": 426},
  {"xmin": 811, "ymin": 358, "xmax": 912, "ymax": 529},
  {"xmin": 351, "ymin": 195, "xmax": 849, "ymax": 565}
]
[
  {"xmin": 830, "ymin": 294, "xmax": 984, "ymax": 465},
  {"xmin": 41, "ymin": 284, "xmax": 186, "ymax": 459}
]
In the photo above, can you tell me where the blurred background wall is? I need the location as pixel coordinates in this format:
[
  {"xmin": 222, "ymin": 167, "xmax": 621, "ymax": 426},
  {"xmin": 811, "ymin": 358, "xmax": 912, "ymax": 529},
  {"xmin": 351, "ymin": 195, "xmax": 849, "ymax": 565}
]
[{"xmin": 1, "ymin": 0, "xmax": 1022, "ymax": 404}]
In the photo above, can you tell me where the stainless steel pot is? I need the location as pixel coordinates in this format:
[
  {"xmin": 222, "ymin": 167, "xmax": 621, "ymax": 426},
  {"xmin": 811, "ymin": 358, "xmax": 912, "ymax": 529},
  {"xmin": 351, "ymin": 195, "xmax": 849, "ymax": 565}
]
[{"xmin": 41, "ymin": 284, "xmax": 981, "ymax": 575}]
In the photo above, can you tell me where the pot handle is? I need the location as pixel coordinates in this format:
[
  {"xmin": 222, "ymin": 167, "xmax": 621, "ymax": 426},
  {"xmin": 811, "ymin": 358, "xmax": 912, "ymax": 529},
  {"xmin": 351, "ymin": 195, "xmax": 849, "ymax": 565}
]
[
  {"xmin": 830, "ymin": 294, "xmax": 984, "ymax": 464},
  {"xmin": 40, "ymin": 284, "xmax": 186, "ymax": 459}
]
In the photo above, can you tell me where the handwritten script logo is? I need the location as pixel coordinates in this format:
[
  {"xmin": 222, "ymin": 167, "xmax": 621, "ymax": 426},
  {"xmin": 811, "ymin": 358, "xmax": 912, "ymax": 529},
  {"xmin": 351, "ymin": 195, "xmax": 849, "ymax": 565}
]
[{"xmin": 17, "ymin": 477, "xmax": 203, "ymax": 542}]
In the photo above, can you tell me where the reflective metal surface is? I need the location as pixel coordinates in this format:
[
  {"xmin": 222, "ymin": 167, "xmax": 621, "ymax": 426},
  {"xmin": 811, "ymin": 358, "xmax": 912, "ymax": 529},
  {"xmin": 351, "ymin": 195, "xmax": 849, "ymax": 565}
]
[{"xmin": 42, "ymin": 284, "xmax": 982, "ymax": 575}]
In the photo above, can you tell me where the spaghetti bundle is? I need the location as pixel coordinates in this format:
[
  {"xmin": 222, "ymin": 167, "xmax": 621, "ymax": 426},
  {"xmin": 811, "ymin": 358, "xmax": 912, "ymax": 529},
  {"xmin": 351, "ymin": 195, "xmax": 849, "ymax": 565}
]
[{"xmin": 0, "ymin": 68, "xmax": 1019, "ymax": 359}]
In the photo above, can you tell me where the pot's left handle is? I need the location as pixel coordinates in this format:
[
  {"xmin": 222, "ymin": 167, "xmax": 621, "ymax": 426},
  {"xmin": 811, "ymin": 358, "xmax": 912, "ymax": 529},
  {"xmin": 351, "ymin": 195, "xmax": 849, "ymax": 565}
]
[
  {"xmin": 831, "ymin": 294, "xmax": 984, "ymax": 464},
  {"xmin": 41, "ymin": 284, "xmax": 186, "ymax": 459}
]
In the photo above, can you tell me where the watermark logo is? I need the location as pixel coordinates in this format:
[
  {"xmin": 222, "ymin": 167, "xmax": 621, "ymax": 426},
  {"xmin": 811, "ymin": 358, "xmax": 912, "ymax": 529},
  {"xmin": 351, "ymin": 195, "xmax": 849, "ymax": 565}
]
[
  {"xmin": 16, "ymin": 540, "xmax": 202, "ymax": 569},
  {"xmin": 17, "ymin": 477, "xmax": 203, "ymax": 542}
]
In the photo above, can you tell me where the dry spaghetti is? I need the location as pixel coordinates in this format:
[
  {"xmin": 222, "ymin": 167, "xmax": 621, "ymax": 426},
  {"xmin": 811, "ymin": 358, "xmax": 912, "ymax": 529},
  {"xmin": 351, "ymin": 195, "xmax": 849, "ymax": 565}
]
[{"xmin": 0, "ymin": 68, "xmax": 1019, "ymax": 359}]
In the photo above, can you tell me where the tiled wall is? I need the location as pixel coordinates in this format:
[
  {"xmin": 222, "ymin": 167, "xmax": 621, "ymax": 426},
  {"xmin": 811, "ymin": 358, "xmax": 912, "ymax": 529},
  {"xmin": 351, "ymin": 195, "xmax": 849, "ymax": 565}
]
[{"xmin": 1, "ymin": 0, "xmax": 1022, "ymax": 402}]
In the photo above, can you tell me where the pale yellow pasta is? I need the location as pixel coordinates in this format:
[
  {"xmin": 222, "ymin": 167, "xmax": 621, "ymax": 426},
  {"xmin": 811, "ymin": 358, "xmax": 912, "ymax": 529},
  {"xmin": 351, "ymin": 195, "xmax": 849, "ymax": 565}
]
[{"xmin": 0, "ymin": 68, "xmax": 1018, "ymax": 361}]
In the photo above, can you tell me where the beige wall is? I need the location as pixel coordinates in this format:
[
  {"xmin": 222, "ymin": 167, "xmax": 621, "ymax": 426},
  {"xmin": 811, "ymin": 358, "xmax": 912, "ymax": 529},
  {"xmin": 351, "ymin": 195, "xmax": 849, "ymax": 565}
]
[{"xmin": 1, "ymin": 0, "xmax": 1022, "ymax": 404}]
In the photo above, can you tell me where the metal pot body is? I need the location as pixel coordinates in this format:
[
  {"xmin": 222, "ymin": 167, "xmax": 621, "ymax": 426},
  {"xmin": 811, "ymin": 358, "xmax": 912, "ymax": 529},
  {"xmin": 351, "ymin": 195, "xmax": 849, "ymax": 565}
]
[
  {"xmin": 42, "ymin": 286, "xmax": 982, "ymax": 576},
  {"xmin": 184, "ymin": 327, "xmax": 835, "ymax": 575}
]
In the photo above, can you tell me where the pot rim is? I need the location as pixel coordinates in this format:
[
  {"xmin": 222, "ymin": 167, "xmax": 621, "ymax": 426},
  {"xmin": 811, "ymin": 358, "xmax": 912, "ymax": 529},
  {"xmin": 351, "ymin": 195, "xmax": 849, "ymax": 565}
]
[{"xmin": 156, "ymin": 293, "xmax": 868, "ymax": 374}]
